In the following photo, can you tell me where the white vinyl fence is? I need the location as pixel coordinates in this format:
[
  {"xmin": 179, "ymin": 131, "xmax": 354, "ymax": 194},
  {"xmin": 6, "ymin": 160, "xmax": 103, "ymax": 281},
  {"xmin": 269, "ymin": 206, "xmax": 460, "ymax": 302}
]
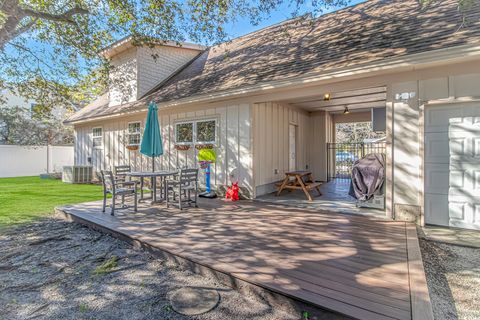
[{"xmin": 0, "ymin": 145, "xmax": 74, "ymax": 178}]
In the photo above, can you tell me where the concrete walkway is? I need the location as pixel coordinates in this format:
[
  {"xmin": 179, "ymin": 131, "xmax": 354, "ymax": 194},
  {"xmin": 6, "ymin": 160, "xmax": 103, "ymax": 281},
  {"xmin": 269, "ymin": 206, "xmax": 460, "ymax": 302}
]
[{"xmin": 419, "ymin": 226, "xmax": 480, "ymax": 248}]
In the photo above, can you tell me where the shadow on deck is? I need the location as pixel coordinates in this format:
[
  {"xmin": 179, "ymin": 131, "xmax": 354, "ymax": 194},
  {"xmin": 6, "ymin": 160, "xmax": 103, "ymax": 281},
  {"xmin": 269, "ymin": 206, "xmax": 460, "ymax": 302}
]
[{"xmin": 56, "ymin": 198, "xmax": 432, "ymax": 320}]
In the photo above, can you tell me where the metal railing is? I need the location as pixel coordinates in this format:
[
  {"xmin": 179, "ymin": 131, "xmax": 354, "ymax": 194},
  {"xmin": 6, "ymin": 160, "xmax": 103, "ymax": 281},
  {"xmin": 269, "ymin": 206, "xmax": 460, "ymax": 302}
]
[{"xmin": 327, "ymin": 142, "xmax": 386, "ymax": 181}]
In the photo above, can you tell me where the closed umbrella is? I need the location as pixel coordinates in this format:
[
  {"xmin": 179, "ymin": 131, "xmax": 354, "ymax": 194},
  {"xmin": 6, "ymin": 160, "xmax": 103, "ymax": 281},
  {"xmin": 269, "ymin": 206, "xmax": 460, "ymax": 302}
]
[
  {"xmin": 140, "ymin": 101, "xmax": 163, "ymax": 171},
  {"xmin": 140, "ymin": 101, "xmax": 163, "ymax": 202}
]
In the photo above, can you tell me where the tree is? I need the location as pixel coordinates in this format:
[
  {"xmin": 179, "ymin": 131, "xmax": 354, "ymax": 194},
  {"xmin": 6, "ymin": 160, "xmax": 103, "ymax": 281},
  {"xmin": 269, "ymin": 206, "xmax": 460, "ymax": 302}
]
[
  {"xmin": 0, "ymin": 0, "xmax": 354, "ymax": 111},
  {"xmin": 335, "ymin": 122, "xmax": 385, "ymax": 144},
  {"xmin": 0, "ymin": 105, "xmax": 74, "ymax": 145},
  {"xmin": 0, "ymin": 0, "xmax": 474, "ymax": 111}
]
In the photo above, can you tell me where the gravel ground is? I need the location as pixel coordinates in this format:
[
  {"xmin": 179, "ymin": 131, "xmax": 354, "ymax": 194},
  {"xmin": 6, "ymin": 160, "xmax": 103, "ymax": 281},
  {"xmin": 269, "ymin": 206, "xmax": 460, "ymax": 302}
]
[
  {"xmin": 0, "ymin": 218, "xmax": 298, "ymax": 320},
  {"xmin": 420, "ymin": 238, "xmax": 480, "ymax": 320}
]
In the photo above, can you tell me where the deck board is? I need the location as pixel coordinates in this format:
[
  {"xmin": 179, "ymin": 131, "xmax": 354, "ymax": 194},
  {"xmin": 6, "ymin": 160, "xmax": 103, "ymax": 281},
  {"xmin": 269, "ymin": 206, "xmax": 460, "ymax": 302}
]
[{"xmin": 57, "ymin": 199, "xmax": 432, "ymax": 320}]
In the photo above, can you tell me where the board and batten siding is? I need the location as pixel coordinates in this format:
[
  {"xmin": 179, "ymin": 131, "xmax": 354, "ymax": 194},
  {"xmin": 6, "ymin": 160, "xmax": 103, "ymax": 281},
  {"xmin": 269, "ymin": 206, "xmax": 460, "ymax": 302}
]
[
  {"xmin": 74, "ymin": 103, "xmax": 253, "ymax": 196},
  {"xmin": 253, "ymin": 102, "xmax": 311, "ymax": 197}
]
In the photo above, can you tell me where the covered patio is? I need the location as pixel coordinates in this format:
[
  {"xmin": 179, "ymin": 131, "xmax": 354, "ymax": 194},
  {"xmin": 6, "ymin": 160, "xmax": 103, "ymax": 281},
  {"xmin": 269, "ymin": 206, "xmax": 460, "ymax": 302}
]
[{"xmin": 57, "ymin": 198, "xmax": 432, "ymax": 320}]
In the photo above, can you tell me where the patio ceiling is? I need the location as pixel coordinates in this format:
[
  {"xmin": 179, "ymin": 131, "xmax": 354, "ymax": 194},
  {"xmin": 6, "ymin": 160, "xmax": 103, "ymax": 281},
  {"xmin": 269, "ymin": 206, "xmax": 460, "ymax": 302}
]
[{"xmin": 280, "ymin": 86, "xmax": 386, "ymax": 112}]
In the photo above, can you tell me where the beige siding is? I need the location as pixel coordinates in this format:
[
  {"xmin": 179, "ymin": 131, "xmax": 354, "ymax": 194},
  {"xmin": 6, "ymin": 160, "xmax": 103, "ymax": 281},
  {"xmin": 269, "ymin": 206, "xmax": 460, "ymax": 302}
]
[
  {"xmin": 136, "ymin": 46, "xmax": 200, "ymax": 98},
  {"xmin": 309, "ymin": 111, "xmax": 330, "ymax": 181},
  {"xmin": 108, "ymin": 47, "xmax": 137, "ymax": 107},
  {"xmin": 252, "ymin": 102, "xmax": 310, "ymax": 196},
  {"xmin": 74, "ymin": 103, "xmax": 253, "ymax": 196}
]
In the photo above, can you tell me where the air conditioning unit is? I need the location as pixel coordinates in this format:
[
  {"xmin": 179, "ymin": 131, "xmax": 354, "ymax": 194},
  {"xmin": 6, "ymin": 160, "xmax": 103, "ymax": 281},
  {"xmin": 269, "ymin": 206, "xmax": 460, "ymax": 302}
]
[{"xmin": 62, "ymin": 166, "xmax": 93, "ymax": 183}]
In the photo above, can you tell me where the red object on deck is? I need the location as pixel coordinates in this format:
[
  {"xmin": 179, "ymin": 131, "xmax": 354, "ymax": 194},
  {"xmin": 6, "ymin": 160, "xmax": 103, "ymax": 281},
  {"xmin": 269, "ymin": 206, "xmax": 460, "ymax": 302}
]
[{"xmin": 225, "ymin": 182, "xmax": 239, "ymax": 201}]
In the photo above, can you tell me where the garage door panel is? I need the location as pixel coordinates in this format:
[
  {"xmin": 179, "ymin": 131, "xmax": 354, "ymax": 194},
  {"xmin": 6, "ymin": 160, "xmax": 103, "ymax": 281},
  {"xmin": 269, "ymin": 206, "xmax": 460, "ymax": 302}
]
[
  {"xmin": 449, "ymin": 163, "xmax": 480, "ymax": 191},
  {"xmin": 448, "ymin": 135, "xmax": 468, "ymax": 158},
  {"xmin": 425, "ymin": 163, "xmax": 449, "ymax": 194},
  {"xmin": 448, "ymin": 197, "xmax": 480, "ymax": 230},
  {"xmin": 449, "ymin": 115, "xmax": 480, "ymax": 132},
  {"xmin": 425, "ymin": 103, "xmax": 480, "ymax": 230},
  {"xmin": 425, "ymin": 132, "xmax": 449, "ymax": 163},
  {"xmin": 425, "ymin": 194, "xmax": 449, "ymax": 226},
  {"xmin": 425, "ymin": 106, "xmax": 466, "ymax": 132}
]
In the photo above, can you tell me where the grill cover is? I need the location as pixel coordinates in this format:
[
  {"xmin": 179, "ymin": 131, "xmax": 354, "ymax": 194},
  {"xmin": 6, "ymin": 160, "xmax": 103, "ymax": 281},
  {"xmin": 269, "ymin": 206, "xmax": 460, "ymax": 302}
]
[{"xmin": 349, "ymin": 153, "xmax": 385, "ymax": 201}]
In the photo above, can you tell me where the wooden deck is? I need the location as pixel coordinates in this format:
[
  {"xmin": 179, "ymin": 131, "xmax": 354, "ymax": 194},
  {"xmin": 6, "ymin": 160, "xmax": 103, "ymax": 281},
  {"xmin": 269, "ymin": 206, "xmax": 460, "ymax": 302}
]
[{"xmin": 56, "ymin": 199, "xmax": 433, "ymax": 320}]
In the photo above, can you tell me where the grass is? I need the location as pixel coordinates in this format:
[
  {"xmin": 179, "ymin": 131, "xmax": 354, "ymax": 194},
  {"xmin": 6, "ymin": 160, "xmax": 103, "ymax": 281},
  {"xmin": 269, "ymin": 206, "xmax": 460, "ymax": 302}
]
[
  {"xmin": 93, "ymin": 256, "xmax": 119, "ymax": 275},
  {"xmin": 0, "ymin": 176, "xmax": 103, "ymax": 228}
]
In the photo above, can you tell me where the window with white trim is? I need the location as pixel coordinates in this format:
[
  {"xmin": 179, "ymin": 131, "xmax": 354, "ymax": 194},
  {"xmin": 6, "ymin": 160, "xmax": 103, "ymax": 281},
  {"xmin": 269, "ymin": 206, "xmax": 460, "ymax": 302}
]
[
  {"xmin": 127, "ymin": 122, "xmax": 141, "ymax": 145},
  {"xmin": 175, "ymin": 119, "xmax": 216, "ymax": 144},
  {"xmin": 175, "ymin": 122, "xmax": 193, "ymax": 144},
  {"xmin": 92, "ymin": 127, "xmax": 103, "ymax": 148},
  {"xmin": 196, "ymin": 120, "xmax": 216, "ymax": 144}
]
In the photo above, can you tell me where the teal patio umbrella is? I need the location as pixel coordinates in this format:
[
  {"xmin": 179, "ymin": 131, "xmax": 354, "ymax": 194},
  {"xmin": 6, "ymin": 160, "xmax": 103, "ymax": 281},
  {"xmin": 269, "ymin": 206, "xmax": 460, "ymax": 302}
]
[{"xmin": 140, "ymin": 101, "xmax": 163, "ymax": 171}]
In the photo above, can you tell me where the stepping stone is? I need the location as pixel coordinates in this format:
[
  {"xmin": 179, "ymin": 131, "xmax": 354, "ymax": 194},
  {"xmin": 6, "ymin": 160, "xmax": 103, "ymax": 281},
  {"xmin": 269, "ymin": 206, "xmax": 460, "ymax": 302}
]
[{"xmin": 170, "ymin": 287, "xmax": 219, "ymax": 315}]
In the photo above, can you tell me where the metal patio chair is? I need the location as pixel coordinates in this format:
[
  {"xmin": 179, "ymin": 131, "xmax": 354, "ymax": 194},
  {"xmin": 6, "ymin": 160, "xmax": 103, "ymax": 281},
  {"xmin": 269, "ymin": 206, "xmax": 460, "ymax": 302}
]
[
  {"xmin": 165, "ymin": 168, "xmax": 199, "ymax": 210},
  {"xmin": 100, "ymin": 170, "xmax": 138, "ymax": 215}
]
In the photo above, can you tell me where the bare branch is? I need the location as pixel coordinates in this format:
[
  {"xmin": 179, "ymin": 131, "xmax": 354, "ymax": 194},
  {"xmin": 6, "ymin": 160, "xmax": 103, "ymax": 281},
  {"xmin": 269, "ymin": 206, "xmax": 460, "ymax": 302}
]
[{"xmin": 21, "ymin": 6, "xmax": 89, "ymax": 24}]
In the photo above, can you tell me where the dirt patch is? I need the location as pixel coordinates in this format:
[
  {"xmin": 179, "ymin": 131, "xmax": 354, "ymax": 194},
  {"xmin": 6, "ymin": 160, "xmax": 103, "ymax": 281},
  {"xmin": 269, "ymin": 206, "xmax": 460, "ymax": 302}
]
[
  {"xmin": 420, "ymin": 238, "xmax": 480, "ymax": 320},
  {"xmin": 0, "ymin": 218, "xmax": 298, "ymax": 320}
]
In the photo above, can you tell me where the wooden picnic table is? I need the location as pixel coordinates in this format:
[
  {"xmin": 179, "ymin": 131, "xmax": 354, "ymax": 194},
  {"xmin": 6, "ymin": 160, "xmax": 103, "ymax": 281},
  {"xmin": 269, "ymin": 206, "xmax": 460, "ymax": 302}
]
[{"xmin": 276, "ymin": 171, "xmax": 322, "ymax": 201}]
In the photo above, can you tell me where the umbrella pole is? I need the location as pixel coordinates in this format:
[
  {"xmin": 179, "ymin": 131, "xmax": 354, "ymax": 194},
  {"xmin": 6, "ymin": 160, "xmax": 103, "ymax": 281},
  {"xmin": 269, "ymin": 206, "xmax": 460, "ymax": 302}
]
[{"xmin": 152, "ymin": 157, "xmax": 156, "ymax": 203}]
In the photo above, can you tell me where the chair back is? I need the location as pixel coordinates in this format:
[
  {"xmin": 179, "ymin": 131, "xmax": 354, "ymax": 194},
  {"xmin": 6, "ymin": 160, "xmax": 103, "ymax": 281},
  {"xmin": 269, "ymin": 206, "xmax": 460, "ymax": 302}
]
[
  {"xmin": 100, "ymin": 170, "xmax": 115, "ymax": 192},
  {"xmin": 114, "ymin": 165, "xmax": 131, "ymax": 179},
  {"xmin": 179, "ymin": 168, "xmax": 198, "ymax": 186}
]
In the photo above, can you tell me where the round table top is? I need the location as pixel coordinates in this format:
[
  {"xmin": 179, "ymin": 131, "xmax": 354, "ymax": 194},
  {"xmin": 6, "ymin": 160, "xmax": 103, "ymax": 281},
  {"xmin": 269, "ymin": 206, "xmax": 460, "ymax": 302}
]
[{"xmin": 127, "ymin": 170, "xmax": 178, "ymax": 177}]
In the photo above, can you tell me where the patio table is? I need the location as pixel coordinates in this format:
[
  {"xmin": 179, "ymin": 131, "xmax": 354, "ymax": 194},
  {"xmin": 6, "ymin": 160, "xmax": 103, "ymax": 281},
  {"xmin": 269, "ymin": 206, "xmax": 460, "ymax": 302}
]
[
  {"xmin": 276, "ymin": 171, "xmax": 322, "ymax": 201},
  {"xmin": 127, "ymin": 170, "xmax": 178, "ymax": 203}
]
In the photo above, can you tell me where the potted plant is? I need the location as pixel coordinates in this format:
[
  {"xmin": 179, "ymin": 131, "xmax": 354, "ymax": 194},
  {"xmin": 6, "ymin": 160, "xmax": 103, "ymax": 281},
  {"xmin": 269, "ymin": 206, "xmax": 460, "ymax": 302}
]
[
  {"xmin": 126, "ymin": 145, "xmax": 139, "ymax": 151},
  {"xmin": 195, "ymin": 143, "xmax": 214, "ymax": 150},
  {"xmin": 175, "ymin": 144, "xmax": 191, "ymax": 151}
]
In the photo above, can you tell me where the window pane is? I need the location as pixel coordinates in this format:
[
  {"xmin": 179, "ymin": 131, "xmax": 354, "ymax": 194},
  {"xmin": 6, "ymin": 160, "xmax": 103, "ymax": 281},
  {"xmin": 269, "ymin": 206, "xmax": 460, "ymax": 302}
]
[
  {"xmin": 128, "ymin": 122, "xmax": 140, "ymax": 133},
  {"xmin": 196, "ymin": 120, "xmax": 216, "ymax": 143},
  {"xmin": 93, "ymin": 128, "xmax": 102, "ymax": 137},
  {"xmin": 128, "ymin": 133, "xmax": 141, "ymax": 145},
  {"xmin": 93, "ymin": 137, "xmax": 102, "ymax": 147},
  {"xmin": 176, "ymin": 123, "xmax": 193, "ymax": 143}
]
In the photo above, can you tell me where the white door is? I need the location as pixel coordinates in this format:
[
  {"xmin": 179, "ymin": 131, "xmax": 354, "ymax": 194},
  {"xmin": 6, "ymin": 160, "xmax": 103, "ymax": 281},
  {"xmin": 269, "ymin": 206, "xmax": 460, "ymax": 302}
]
[
  {"xmin": 424, "ymin": 103, "xmax": 480, "ymax": 230},
  {"xmin": 289, "ymin": 124, "xmax": 297, "ymax": 172}
]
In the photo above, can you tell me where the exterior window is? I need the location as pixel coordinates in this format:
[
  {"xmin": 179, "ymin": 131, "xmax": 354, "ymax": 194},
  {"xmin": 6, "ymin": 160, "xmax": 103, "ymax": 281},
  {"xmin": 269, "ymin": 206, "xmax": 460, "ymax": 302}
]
[
  {"xmin": 175, "ymin": 119, "xmax": 217, "ymax": 144},
  {"xmin": 127, "ymin": 122, "xmax": 141, "ymax": 145},
  {"xmin": 176, "ymin": 122, "xmax": 194, "ymax": 144},
  {"xmin": 92, "ymin": 127, "xmax": 103, "ymax": 148},
  {"xmin": 196, "ymin": 120, "xmax": 216, "ymax": 143}
]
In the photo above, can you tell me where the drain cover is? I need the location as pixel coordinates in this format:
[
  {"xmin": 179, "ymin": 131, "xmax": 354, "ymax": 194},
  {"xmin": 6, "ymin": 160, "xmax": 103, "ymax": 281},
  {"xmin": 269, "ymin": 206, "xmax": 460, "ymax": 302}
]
[{"xmin": 170, "ymin": 287, "xmax": 220, "ymax": 315}]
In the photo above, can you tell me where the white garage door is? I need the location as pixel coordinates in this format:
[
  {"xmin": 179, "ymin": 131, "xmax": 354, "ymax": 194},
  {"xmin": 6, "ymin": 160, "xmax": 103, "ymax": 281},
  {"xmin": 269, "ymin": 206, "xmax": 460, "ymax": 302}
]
[{"xmin": 425, "ymin": 103, "xmax": 480, "ymax": 230}]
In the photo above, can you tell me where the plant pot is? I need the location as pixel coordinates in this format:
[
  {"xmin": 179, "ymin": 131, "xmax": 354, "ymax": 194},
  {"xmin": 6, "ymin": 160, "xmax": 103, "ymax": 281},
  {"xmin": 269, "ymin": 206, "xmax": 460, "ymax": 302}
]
[
  {"xmin": 195, "ymin": 144, "xmax": 214, "ymax": 150},
  {"xmin": 126, "ymin": 145, "xmax": 139, "ymax": 151},
  {"xmin": 175, "ymin": 144, "xmax": 191, "ymax": 151}
]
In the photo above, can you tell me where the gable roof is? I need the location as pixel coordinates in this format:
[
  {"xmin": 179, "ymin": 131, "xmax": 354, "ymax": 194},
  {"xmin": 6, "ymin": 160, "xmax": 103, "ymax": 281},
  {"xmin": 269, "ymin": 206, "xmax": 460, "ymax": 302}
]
[{"xmin": 67, "ymin": 0, "xmax": 480, "ymax": 123}]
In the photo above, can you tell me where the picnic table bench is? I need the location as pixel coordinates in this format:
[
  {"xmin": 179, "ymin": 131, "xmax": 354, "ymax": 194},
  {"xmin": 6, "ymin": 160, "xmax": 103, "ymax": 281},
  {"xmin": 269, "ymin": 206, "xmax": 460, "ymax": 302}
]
[{"xmin": 276, "ymin": 171, "xmax": 322, "ymax": 201}]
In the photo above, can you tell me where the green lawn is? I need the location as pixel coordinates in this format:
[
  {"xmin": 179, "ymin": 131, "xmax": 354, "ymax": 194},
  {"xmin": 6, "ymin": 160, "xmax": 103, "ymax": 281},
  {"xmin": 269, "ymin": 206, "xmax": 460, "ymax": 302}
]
[{"xmin": 0, "ymin": 176, "xmax": 103, "ymax": 228}]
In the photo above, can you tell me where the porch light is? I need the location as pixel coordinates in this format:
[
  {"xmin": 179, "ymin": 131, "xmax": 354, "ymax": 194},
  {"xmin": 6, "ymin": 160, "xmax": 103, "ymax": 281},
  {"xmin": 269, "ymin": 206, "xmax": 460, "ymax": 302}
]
[
  {"xmin": 343, "ymin": 106, "xmax": 350, "ymax": 114},
  {"xmin": 323, "ymin": 93, "xmax": 331, "ymax": 101}
]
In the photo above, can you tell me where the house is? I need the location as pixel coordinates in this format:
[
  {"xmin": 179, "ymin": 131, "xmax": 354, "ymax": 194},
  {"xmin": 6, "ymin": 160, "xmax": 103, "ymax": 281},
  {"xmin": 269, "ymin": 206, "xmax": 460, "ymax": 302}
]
[{"xmin": 66, "ymin": 0, "xmax": 480, "ymax": 230}]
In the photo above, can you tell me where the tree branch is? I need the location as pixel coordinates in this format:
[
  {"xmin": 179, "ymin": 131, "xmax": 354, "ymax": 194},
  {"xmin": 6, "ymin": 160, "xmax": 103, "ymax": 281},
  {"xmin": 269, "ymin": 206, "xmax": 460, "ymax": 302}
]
[
  {"xmin": 21, "ymin": 6, "xmax": 89, "ymax": 24},
  {"xmin": 0, "ymin": 2, "xmax": 90, "ymax": 49}
]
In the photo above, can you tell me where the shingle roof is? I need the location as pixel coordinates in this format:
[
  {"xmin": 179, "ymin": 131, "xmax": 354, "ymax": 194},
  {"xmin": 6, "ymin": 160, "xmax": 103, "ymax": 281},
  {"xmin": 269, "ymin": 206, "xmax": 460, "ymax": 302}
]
[{"xmin": 67, "ymin": 0, "xmax": 480, "ymax": 123}]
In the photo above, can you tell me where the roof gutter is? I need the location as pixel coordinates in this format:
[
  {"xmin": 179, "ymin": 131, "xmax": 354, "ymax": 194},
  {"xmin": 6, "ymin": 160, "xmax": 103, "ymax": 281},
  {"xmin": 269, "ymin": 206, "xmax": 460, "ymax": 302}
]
[{"xmin": 68, "ymin": 43, "xmax": 480, "ymax": 125}]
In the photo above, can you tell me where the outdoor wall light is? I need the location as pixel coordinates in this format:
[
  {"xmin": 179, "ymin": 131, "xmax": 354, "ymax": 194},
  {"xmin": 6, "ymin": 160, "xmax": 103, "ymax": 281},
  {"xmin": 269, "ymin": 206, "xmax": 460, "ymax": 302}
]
[
  {"xmin": 343, "ymin": 106, "xmax": 350, "ymax": 114},
  {"xmin": 323, "ymin": 93, "xmax": 331, "ymax": 101}
]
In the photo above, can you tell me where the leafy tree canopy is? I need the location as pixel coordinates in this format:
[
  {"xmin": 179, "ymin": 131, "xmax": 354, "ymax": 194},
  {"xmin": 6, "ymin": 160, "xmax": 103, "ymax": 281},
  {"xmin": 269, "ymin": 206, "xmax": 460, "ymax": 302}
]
[{"xmin": 0, "ymin": 0, "xmax": 474, "ymax": 111}]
